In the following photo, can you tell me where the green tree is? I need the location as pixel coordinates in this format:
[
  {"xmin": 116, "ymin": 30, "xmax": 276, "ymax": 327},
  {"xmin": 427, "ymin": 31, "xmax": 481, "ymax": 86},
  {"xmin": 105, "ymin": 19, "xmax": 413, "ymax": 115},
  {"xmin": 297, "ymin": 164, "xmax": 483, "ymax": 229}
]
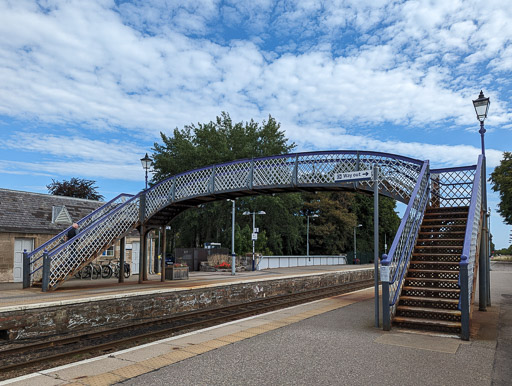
[
  {"xmin": 351, "ymin": 193, "xmax": 400, "ymax": 255},
  {"xmin": 303, "ymin": 192, "xmax": 356, "ymax": 255},
  {"xmin": 47, "ymin": 178, "xmax": 104, "ymax": 200},
  {"xmin": 152, "ymin": 112, "xmax": 296, "ymax": 251},
  {"xmin": 152, "ymin": 112, "xmax": 294, "ymax": 180},
  {"xmin": 150, "ymin": 112, "xmax": 401, "ymax": 258},
  {"xmin": 490, "ymin": 152, "xmax": 512, "ymax": 225}
]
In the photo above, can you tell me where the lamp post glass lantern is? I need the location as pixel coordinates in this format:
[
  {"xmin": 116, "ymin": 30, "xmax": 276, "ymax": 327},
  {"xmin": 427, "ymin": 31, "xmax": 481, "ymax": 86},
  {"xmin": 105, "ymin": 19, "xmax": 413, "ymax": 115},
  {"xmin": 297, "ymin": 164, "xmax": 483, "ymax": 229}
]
[
  {"xmin": 243, "ymin": 210, "xmax": 266, "ymax": 271},
  {"xmin": 472, "ymin": 90, "xmax": 490, "ymax": 156},
  {"xmin": 140, "ymin": 153, "xmax": 152, "ymax": 190}
]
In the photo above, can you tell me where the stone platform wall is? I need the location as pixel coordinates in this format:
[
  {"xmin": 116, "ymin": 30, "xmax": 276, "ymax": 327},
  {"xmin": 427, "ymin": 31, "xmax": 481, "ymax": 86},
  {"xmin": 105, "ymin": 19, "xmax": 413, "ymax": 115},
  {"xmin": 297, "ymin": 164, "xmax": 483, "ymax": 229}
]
[{"xmin": 0, "ymin": 268, "xmax": 374, "ymax": 341}]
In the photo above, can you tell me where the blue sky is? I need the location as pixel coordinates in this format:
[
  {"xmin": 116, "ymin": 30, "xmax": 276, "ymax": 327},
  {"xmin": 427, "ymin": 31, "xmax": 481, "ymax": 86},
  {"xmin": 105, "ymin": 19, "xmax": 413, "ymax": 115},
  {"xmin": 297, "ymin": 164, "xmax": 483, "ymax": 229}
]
[{"xmin": 0, "ymin": 0, "xmax": 511, "ymax": 248}]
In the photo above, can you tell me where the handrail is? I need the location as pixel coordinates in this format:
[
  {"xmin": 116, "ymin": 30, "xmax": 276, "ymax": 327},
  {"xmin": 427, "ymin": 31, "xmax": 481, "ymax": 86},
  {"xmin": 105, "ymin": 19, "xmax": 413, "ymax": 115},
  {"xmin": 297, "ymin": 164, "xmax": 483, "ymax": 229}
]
[
  {"xmin": 382, "ymin": 161, "xmax": 429, "ymax": 271},
  {"xmin": 381, "ymin": 161, "xmax": 430, "ymax": 329},
  {"xmin": 28, "ymin": 193, "xmax": 134, "ymax": 260},
  {"xmin": 459, "ymin": 155, "xmax": 483, "ymax": 340},
  {"xmin": 27, "ymin": 193, "xmax": 134, "ymax": 283},
  {"xmin": 148, "ymin": 150, "xmax": 425, "ymax": 191},
  {"xmin": 42, "ymin": 192, "xmax": 142, "ymax": 290},
  {"xmin": 460, "ymin": 155, "xmax": 483, "ymax": 264},
  {"xmin": 46, "ymin": 193, "xmax": 141, "ymax": 259},
  {"xmin": 390, "ymin": 176, "xmax": 430, "ymax": 306}
]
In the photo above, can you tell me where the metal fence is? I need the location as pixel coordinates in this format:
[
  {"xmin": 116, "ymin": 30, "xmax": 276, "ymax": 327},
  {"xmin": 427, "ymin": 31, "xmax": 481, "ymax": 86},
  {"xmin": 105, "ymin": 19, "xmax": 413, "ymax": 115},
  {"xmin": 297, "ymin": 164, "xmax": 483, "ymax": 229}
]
[{"xmin": 257, "ymin": 255, "xmax": 347, "ymax": 270}]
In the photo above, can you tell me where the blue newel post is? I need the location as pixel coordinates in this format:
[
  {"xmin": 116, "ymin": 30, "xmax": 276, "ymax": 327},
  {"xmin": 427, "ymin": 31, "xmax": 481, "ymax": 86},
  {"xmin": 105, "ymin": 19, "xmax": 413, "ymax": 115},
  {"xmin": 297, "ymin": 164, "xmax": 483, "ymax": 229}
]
[
  {"xmin": 22, "ymin": 249, "xmax": 30, "ymax": 289},
  {"xmin": 381, "ymin": 255, "xmax": 391, "ymax": 331},
  {"xmin": 42, "ymin": 250, "xmax": 50, "ymax": 292}
]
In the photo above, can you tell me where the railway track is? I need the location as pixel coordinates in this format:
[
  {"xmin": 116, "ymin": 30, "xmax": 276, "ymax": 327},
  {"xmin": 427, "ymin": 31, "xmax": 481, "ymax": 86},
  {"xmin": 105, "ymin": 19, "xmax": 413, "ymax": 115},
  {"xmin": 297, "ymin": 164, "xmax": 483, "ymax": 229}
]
[{"xmin": 0, "ymin": 279, "xmax": 373, "ymax": 379}]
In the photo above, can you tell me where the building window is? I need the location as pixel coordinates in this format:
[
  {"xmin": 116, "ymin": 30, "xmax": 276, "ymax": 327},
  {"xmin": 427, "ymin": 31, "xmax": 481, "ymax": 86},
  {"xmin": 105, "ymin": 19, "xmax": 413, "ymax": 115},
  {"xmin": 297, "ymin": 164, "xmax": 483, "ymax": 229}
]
[{"xmin": 102, "ymin": 246, "xmax": 115, "ymax": 257}]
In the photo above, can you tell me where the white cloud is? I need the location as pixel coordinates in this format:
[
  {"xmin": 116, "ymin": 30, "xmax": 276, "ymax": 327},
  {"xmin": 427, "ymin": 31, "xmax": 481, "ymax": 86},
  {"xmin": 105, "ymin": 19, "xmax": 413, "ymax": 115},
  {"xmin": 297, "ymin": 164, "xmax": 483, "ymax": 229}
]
[
  {"xmin": 287, "ymin": 123, "xmax": 504, "ymax": 168},
  {"xmin": 1, "ymin": 0, "xmax": 511, "ymax": 137},
  {"xmin": 3, "ymin": 133, "xmax": 146, "ymax": 164},
  {"xmin": 0, "ymin": 159, "xmax": 144, "ymax": 181}
]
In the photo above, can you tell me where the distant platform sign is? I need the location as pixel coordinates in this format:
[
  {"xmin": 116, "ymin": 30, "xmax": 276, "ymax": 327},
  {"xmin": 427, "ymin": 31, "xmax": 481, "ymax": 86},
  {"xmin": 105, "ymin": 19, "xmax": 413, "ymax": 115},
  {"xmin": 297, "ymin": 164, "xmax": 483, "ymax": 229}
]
[{"xmin": 334, "ymin": 170, "xmax": 372, "ymax": 182}]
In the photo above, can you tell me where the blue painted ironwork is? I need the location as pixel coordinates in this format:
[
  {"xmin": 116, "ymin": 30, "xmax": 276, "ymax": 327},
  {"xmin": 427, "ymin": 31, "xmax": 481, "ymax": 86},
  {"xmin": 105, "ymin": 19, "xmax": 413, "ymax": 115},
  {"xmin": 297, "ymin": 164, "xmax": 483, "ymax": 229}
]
[
  {"xmin": 26, "ymin": 193, "xmax": 133, "ymax": 285},
  {"xmin": 382, "ymin": 161, "xmax": 479, "ymax": 332},
  {"xmin": 430, "ymin": 166, "xmax": 476, "ymax": 208},
  {"xmin": 381, "ymin": 161, "xmax": 430, "ymax": 328},
  {"xmin": 30, "ymin": 150, "xmax": 434, "ymax": 291},
  {"xmin": 459, "ymin": 155, "xmax": 483, "ymax": 340}
]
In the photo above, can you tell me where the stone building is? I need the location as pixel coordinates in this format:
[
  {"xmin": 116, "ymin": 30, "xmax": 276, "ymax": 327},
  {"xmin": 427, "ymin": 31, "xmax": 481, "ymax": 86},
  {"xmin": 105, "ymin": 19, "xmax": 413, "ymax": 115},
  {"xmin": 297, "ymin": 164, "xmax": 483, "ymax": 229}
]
[
  {"xmin": 0, "ymin": 188, "xmax": 161, "ymax": 284},
  {"xmin": 0, "ymin": 188, "xmax": 105, "ymax": 283}
]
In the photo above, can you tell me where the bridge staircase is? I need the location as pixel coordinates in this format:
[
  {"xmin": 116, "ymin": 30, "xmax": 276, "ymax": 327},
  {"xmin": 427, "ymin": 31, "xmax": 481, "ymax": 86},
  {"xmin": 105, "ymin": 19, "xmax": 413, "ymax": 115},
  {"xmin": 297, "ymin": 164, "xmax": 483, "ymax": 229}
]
[
  {"xmin": 382, "ymin": 156, "xmax": 484, "ymax": 340},
  {"xmin": 26, "ymin": 193, "xmax": 138, "ymax": 291},
  {"xmin": 393, "ymin": 206, "xmax": 468, "ymax": 334}
]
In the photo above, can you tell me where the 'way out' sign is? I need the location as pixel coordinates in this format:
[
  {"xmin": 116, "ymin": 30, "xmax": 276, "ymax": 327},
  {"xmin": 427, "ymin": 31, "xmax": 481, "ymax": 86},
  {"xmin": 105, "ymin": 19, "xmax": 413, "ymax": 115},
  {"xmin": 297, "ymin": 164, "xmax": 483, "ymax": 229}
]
[{"xmin": 334, "ymin": 170, "xmax": 372, "ymax": 183}]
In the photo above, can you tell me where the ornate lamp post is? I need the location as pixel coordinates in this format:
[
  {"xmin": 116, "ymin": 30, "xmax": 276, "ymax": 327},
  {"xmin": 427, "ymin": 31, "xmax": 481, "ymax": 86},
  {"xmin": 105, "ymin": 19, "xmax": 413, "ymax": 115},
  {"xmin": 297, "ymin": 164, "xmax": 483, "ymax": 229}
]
[
  {"xmin": 353, "ymin": 224, "xmax": 362, "ymax": 264},
  {"xmin": 140, "ymin": 153, "xmax": 151, "ymax": 190},
  {"xmin": 306, "ymin": 214, "xmax": 319, "ymax": 260},
  {"xmin": 243, "ymin": 210, "xmax": 266, "ymax": 271},
  {"xmin": 227, "ymin": 199, "xmax": 236, "ymax": 276},
  {"xmin": 472, "ymin": 90, "xmax": 490, "ymax": 310}
]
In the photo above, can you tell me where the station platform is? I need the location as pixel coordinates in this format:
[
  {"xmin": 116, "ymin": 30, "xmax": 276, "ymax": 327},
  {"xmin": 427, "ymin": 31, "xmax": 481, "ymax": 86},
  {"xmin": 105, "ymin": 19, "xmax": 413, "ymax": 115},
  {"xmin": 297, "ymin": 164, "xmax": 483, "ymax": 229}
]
[
  {"xmin": 0, "ymin": 264, "xmax": 371, "ymax": 311},
  {"xmin": 1, "ymin": 262, "xmax": 511, "ymax": 386},
  {"xmin": 0, "ymin": 263, "xmax": 512, "ymax": 386}
]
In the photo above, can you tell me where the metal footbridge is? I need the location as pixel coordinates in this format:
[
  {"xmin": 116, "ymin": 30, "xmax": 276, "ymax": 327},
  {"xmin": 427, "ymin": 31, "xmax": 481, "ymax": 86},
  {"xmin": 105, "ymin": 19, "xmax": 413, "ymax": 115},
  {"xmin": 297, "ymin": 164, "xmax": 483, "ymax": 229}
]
[{"xmin": 25, "ymin": 150, "xmax": 487, "ymax": 339}]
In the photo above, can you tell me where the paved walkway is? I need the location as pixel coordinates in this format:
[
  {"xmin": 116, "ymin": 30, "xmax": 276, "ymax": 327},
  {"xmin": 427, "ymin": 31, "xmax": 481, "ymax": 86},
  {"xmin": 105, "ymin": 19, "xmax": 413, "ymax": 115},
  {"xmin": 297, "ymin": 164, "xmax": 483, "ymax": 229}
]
[{"xmin": 1, "ymin": 262, "xmax": 510, "ymax": 386}]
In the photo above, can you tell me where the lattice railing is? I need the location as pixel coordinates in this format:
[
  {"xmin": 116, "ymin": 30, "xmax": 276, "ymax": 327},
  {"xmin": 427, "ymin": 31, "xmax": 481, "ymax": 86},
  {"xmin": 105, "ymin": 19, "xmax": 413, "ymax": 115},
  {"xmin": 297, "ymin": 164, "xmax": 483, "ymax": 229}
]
[
  {"xmin": 430, "ymin": 166, "xmax": 476, "ymax": 208},
  {"xmin": 145, "ymin": 151, "xmax": 424, "ymax": 219},
  {"xmin": 36, "ymin": 150, "xmax": 426, "ymax": 290},
  {"xmin": 459, "ymin": 155, "xmax": 483, "ymax": 339},
  {"xmin": 28, "ymin": 193, "xmax": 133, "ymax": 284},
  {"xmin": 44, "ymin": 194, "xmax": 141, "ymax": 289},
  {"xmin": 381, "ymin": 161, "xmax": 430, "ymax": 327}
]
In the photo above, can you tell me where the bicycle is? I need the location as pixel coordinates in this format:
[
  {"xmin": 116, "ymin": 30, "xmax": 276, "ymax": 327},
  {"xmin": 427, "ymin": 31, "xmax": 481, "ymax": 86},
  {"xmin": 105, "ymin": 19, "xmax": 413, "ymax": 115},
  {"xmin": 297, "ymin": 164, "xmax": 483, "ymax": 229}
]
[
  {"xmin": 113, "ymin": 260, "xmax": 130, "ymax": 278},
  {"xmin": 99, "ymin": 260, "xmax": 113, "ymax": 279}
]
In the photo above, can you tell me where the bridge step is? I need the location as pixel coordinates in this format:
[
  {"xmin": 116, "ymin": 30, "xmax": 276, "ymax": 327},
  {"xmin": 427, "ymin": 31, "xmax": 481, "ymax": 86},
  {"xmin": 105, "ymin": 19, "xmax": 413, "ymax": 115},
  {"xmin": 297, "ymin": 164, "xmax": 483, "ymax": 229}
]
[
  {"xmin": 409, "ymin": 261, "xmax": 460, "ymax": 271},
  {"xmin": 396, "ymin": 306, "xmax": 461, "ymax": 321},
  {"xmin": 420, "ymin": 226, "xmax": 466, "ymax": 233},
  {"xmin": 393, "ymin": 316, "xmax": 462, "ymax": 333},
  {"xmin": 401, "ymin": 286, "xmax": 460, "ymax": 298},
  {"xmin": 426, "ymin": 206, "xmax": 469, "ymax": 213},
  {"xmin": 424, "ymin": 211, "xmax": 468, "ymax": 218},
  {"xmin": 414, "ymin": 245, "xmax": 463, "ymax": 249},
  {"xmin": 407, "ymin": 269, "xmax": 459, "ymax": 280},
  {"xmin": 411, "ymin": 254, "xmax": 461, "ymax": 262},
  {"xmin": 392, "ymin": 206, "xmax": 467, "ymax": 335},
  {"xmin": 418, "ymin": 232, "xmax": 465, "ymax": 237},
  {"xmin": 416, "ymin": 237, "xmax": 464, "ymax": 242},
  {"xmin": 399, "ymin": 295, "xmax": 459, "ymax": 309},
  {"xmin": 404, "ymin": 278, "xmax": 459, "ymax": 289}
]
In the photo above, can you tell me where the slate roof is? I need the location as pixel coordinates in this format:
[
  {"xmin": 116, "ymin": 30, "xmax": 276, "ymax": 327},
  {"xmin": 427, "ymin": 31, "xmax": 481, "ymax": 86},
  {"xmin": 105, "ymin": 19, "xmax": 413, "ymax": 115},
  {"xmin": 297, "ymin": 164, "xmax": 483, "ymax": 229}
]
[{"xmin": 0, "ymin": 188, "xmax": 104, "ymax": 234}]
